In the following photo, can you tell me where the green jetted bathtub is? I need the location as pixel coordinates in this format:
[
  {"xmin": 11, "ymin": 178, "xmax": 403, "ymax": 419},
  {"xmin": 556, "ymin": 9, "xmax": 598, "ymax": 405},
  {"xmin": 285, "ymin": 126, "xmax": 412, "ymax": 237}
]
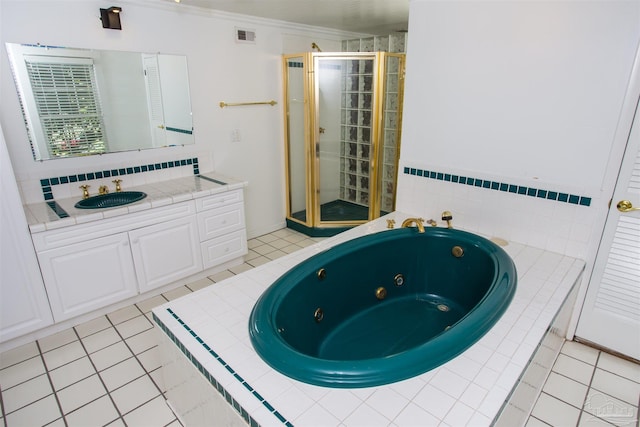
[{"xmin": 249, "ymin": 227, "xmax": 517, "ymax": 388}]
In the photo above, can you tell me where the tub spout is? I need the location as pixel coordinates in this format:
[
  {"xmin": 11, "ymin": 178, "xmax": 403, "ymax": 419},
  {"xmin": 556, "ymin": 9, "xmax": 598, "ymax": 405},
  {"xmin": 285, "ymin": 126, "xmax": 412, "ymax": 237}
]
[{"xmin": 401, "ymin": 217, "xmax": 425, "ymax": 233}]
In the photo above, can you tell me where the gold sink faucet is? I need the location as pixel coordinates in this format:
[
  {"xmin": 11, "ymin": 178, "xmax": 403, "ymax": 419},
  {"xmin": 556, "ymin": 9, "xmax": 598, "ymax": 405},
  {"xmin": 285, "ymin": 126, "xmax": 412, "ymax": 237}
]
[
  {"xmin": 99, "ymin": 185, "xmax": 109, "ymax": 195},
  {"xmin": 401, "ymin": 217, "xmax": 426, "ymax": 233},
  {"xmin": 79, "ymin": 185, "xmax": 90, "ymax": 199},
  {"xmin": 112, "ymin": 179, "xmax": 122, "ymax": 192}
]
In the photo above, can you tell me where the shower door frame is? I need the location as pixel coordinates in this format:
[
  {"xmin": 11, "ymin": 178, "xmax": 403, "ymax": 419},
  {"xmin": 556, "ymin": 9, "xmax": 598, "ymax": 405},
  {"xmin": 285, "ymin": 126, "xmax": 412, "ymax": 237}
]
[{"xmin": 283, "ymin": 52, "xmax": 405, "ymax": 235}]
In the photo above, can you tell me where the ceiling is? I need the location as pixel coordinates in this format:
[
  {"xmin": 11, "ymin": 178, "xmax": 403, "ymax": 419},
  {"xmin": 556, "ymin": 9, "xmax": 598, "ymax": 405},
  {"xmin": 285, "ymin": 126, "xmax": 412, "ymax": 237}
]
[{"xmin": 166, "ymin": 0, "xmax": 410, "ymax": 35}]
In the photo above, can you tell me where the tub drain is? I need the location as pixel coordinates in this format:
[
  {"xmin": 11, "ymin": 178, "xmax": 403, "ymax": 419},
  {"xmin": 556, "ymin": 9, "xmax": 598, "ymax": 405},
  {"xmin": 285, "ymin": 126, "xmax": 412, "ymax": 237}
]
[{"xmin": 437, "ymin": 304, "xmax": 450, "ymax": 312}]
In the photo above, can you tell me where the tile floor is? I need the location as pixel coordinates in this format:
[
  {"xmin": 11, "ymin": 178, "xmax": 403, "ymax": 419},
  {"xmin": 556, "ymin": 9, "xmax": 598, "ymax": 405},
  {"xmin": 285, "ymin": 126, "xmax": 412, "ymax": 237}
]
[{"xmin": 0, "ymin": 228, "xmax": 638, "ymax": 427}]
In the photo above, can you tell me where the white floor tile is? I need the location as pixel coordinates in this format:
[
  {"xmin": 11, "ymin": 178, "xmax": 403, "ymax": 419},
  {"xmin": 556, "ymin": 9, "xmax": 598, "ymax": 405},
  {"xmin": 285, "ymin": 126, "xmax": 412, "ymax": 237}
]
[
  {"xmin": 90, "ymin": 341, "xmax": 134, "ymax": 371},
  {"xmin": 553, "ymin": 353, "xmax": 595, "ymax": 385},
  {"xmin": 74, "ymin": 315, "xmax": 111, "ymax": 338},
  {"xmin": 185, "ymin": 277, "xmax": 214, "ymax": 292},
  {"xmin": 229, "ymin": 262, "xmax": 254, "ymax": 275},
  {"xmin": 247, "ymin": 255, "xmax": 271, "ymax": 267},
  {"xmin": 597, "ymin": 352, "xmax": 640, "ymax": 384},
  {"xmin": 64, "ymin": 394, "xmax": 120, "ymax": 426},
  {"xmin": 252, "ymin": 244, "xmax": 277, "ymax": 255},
  {"xmin": 162, "ymin": 285, "xmax": 192, "ymax": 301},
  {"xmin": 542, "ymin": 371, "xmax": 589, "ymax": 408},
  {"xmin": 591, "ymin": 368, "xmax": 640, "ymax": 406},
  {"xmin": 122, "ymin": 395, "xmax": 177, "ymax": 426},
  {"xmin": 0, "ymin": 355, "xmax": 46, "ymax": 389},
  {"xmin": 2, "ymin": 374, "xmax": 53, "ymax": 414},
  {"xmin": 583, "ymin": 388, "xmax": 638, "ymax": 426},
  {"xmin": 137, "ymin": 346, "xmax": 162, "ymax": 372},
  {"xmin": 114, "ymin": 315, "xmax": 153, "ymax": 339},
  {"xmin": 110, "ymin": 375, "xmax": 160, "ymax": 415},
  {"xmin": 38, "ymin": 329, "xmax": 77, "ymax": 353},
  {"xmin": 41, "ymin": 340, "xmax": 86, "ymax": 370},
  {"xmin": 125, "ymin": 328, "xmax": 159, "ymax": 355},
  {"xmin": 256, "ymin": 233, "xmax": 279, "ymax": 243},
  {"xmin": 108, "ymin": 305, "xmax": 142, "ymax": 325},
  {"xmin": 81, "ymin": 327, "xmax": 121, "ymax": 354},
  {"xmin": 208, "ymin": 269, "xmax": 235, "ymax": 282},
  {"xmin": 100, "ymin": 357, "xmax": 146, "ymax": 391},
  {"xmin": 562, "ymin": 341, "xmax": 600, "ymax": 365},
  {"xmin": 0, "ymin": 342, "xmax": 39, "ymax": 369},
  {"xmin": 531, "ymin": 393, "xmax": 581, "ymax": 426},
  {"xmin": 56, "ymin": 374, "xmax": 107, "ymax": 414},
  {"xmin": 136, "ymin": 294, "xmax": 168, "ymax": 314},
  {"xmin": 49, "ymin": 356, "xmax": 96, "ymax": 391},
  {"xmin": 4, "ymin": 394, "xmax": 61, "ymax": 426}
]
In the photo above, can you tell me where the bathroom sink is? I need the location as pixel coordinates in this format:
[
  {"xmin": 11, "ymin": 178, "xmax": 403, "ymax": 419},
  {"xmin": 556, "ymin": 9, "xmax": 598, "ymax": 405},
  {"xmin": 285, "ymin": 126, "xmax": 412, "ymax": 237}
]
[{"xmin": 74, "ymin": 191, "xmax": 147, "ymax": 209}]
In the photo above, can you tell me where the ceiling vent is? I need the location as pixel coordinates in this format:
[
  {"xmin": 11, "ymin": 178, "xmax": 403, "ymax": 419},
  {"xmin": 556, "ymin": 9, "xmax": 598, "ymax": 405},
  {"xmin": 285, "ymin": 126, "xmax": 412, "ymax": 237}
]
[{"xmin": 235, "ymin": 28, "xmax": 256, "ymax": 44}]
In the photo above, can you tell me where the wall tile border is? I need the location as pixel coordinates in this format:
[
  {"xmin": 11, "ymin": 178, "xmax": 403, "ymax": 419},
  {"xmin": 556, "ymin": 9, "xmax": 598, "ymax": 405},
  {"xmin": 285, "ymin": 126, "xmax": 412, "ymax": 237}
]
[
  {"xmin": 39, "ymin": 157, "xmax": 199, "ymax": 202},
  {"xmin": 403, "ymin": 167, "xmax": 592, "ymax": 207},
  {"xmin": 154, "ymin": 309, "xmax": 292, "ymax": 427}
]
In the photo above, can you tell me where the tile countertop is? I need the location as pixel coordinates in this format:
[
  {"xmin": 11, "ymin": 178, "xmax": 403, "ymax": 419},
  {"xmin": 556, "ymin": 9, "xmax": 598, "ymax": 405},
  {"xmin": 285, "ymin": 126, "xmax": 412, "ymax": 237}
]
[
  {"xmin": 24, "ymin": 172, "xmax": 247, "ymax": 233},
  {"xmin": 153, "ymin": 212, "xmax": 586, "ymax": 427}
]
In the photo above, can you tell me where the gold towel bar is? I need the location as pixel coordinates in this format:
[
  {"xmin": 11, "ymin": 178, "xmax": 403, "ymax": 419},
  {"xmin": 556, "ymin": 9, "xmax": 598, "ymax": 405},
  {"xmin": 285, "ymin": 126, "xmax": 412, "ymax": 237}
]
[{"xmin": 219, "ymin": 100, "xmax": 277, "ymax": 108}]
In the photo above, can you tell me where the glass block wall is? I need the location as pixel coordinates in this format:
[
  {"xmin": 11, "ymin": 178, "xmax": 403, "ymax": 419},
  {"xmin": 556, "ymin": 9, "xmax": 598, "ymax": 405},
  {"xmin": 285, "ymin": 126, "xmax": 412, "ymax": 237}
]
[{"xmin": 340, "ymin": 34, "xmax": 406, "ymax": 214}]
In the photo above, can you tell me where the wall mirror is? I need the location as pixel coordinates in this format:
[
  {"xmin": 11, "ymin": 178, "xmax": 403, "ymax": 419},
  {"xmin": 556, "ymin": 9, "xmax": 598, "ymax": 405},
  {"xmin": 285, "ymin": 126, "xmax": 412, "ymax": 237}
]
[{"xmin": 6, "ymin": 43, "xmax": 194, "ymax": 161}]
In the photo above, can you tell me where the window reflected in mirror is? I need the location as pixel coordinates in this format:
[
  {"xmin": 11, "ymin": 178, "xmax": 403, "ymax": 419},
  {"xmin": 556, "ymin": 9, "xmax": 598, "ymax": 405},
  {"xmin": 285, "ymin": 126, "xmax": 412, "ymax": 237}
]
[{"xmin": 6, "ymin": 43, "xmax": 194, "ymax": 161}]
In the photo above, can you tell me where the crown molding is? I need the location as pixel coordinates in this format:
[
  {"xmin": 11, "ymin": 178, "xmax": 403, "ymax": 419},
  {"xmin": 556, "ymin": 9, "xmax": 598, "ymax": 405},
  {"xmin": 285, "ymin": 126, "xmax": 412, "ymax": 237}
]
[{"xmin": 118, "ymin": 0, "xmax": 371, "ymax": 39}]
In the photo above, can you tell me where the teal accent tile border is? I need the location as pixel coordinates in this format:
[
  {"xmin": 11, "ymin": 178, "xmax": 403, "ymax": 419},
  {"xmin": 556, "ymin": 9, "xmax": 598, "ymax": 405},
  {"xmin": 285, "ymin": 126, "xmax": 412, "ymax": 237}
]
[
  {"xmin": 41, "ymin": 157, "xmax": 199, "ymax": 216},
  {"xmin": 153, "ymin": 310, "xmax": 294, "ymax": 427},
  {"xmin": 404, "ymin": 167, "xmax": 592, "ymax": 207},
  {"xmin": 46, "ymin": 201, "xmax": 69, "ymax": 218}
]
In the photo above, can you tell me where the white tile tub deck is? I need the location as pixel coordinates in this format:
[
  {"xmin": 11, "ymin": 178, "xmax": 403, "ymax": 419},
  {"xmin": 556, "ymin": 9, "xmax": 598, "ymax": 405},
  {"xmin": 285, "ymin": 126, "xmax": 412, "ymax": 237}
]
[{"xmin": 152, "ymin": 212, "xmax": 587, "ymax": 426}]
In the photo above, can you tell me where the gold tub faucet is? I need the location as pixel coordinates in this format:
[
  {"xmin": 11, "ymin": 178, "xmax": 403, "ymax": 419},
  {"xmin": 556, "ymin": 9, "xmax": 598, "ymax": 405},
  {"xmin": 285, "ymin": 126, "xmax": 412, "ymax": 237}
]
[{"xmin": 401, "ymin": 217, "xmax": 426, "ymax": 233}]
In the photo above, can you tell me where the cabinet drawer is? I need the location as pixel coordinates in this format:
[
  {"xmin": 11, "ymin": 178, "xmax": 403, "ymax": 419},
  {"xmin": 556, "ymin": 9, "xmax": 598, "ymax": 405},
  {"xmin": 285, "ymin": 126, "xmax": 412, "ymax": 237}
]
[
  {"xmin": 197, "ymin": 203, "xmax": 245, "ymax": 241},
  {"xmin": 201, "ymin": 229, "xmax": 248, "ymax": 270},
  {"xmin": 196, "ymin": 190, "xmax": 243, "ymax": 212}
]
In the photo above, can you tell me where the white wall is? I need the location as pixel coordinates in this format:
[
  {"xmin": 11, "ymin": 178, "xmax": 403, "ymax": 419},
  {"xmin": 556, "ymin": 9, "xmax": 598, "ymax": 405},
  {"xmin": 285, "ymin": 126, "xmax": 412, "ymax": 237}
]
[
  {"xmin": 0, "ymin": 0, "xmax": 363, "ymax": 238},
  {"xmin": 398, "ymin": 0, "xmax": 640, "ymax": 260}
]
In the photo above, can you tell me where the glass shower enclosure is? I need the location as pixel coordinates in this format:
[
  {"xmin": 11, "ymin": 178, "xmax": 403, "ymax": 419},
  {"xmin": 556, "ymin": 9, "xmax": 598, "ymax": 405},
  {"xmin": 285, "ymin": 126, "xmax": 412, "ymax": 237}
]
[{"xmin": 284, "ymin": 52, "xmax": 405, "ymax": 236}]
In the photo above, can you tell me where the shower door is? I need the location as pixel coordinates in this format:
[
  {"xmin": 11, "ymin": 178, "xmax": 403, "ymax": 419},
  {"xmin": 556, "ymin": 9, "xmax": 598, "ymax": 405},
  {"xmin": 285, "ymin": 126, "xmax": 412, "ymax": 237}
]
[
  {"xmin": 283, "ymin": 52, "xmax": 404, "ymax": 236},
  {"xmin": 314, "ymin": 54, "xmax": 378, "ymax": 225},
  {"xmin": 283, "ymin": 55, "xmax": 311, "ymax": 225}
]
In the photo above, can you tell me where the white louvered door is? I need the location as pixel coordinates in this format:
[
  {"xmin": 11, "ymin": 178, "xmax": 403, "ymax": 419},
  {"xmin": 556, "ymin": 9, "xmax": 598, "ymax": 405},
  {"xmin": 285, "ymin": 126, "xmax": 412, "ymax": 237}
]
[{"xmin": 576, "ymin": 95, "xmax": 640, "ymax": 360}]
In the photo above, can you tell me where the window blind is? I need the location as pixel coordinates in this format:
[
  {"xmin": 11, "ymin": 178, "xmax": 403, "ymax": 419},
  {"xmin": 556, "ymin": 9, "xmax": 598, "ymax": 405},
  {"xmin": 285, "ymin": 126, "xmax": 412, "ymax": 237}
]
[{"xmin": 24, "ymin": 55, "xmax": 108, "ymax": 158}]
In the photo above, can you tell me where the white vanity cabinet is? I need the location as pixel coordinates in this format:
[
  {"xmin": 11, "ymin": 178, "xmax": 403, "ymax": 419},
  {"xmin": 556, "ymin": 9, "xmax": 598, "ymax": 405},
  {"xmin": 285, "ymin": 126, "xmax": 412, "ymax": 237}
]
[
  {"xmin": 29, "ymin": 187, "xmax": 247, "ymax": 325},
  {"xmin": 197, "ymin": 189, "xmax": 248, "ymax": 269},
  {"xmin": 36, "ymin": 233, "xmax": 138, "ymax": 322},
  {"xmin": 31, "ymin": 201, "xmax": 200, "ymax": 322}
]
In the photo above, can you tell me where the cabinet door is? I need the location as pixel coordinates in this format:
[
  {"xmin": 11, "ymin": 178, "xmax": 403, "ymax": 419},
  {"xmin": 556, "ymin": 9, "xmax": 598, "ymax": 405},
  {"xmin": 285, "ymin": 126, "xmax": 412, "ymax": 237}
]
[
  {"xmin": 38, "ymin": 233, "xmax": 138, "ymax": 322},
  {"xmin": 1, "ymin": 130, "xmax": 53, "ymax": 342},
  {"xmin": 130, "ymin": 216, "xmax": 202, "ymax": 293}
]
